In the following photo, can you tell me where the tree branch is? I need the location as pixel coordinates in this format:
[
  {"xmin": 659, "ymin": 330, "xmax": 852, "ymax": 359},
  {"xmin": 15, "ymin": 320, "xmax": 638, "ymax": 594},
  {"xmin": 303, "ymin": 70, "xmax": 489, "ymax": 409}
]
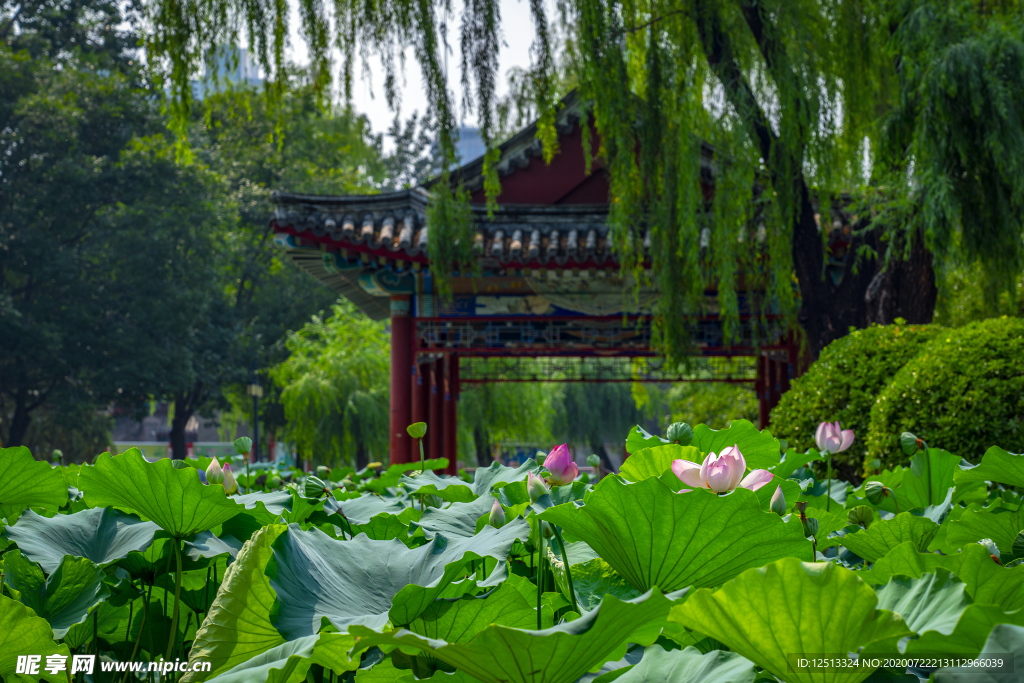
[
  {"xmin": 693, "ymin": 0, "xmax": 776, "ymax": 170},
  {"xmin": 0, "ymin": 3, "xmax": 24, "ymax": 40}
]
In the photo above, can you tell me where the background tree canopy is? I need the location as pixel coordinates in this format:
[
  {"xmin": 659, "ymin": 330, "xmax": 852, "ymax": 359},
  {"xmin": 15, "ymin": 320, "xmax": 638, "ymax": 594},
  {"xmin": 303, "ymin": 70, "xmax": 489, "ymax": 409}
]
[{"xmin": 122, "ymin": 0, "xmax": 1024, "ymax": 361}]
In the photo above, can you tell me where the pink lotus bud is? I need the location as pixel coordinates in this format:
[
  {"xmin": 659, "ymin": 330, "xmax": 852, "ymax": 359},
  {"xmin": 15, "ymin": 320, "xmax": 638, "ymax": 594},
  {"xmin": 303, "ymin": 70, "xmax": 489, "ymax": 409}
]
[
  {"xmin": 206, "ymin": 459, "xmax": 224, "ymax": 485},
  {"xmin": 544, "ymin": 443, "xmax": 579, "ymax": 486},
  {"xmin": 222, "ymin": 463, "xmax": 237, "ymax": 494},
  {"xmin": 488, "ymin": 498, "xmax": 505, "ymax": 528},
  {"xmin": 770, "ymin": 486, "xmax": 786, "ymax": 516},
  {"xmin": 527, "ymin": 471, "xmax": 548, "ymax": 502},
  {"xmin": 815, "ymin": 421, "xmax": 855, "ymax": 454}
]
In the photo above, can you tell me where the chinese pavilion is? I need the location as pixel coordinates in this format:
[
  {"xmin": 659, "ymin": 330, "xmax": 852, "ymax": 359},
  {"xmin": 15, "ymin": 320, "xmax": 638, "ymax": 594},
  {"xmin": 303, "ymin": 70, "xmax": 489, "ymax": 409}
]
[{"xmin": 268, "ymin": 93, "xmax": 801, "ymax": 470}]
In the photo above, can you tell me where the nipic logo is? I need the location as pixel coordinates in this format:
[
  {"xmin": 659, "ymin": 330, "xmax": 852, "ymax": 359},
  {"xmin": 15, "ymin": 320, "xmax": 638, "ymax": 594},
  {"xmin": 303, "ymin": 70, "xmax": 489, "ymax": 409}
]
[{"xmin": 16, "ymin": 654, "xmax": 94, "ymax": 675}]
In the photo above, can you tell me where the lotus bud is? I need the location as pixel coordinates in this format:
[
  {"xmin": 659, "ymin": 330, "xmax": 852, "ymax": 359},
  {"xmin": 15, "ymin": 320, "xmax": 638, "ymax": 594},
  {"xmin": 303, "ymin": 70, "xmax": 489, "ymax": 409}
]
[
  {"xmin": 304, "ymin": 475, "xmax": 329, "ymax": 499},
  {"xmin": 864, "ymin": 481, "xmax": 889, "ymax": 505},
  {"xmin": 222, "ymin": 463, "xmax": 237, "ymax": 494},
  {"xmin": 769, "ymin": 486, "xmax": 786, "ymax": 516},
  {"xmin": 527, "ymin": 471, "xmax": 548, "ymax": 502},
  {"xmin": 544, "ymin": 444, "xmax": 579, "ymax": 486},
  {"xmin": 979, "ymin": 539, "xmax": 1001, "ymax": 564},
  {"xmin": 666, "ymin": 422, "xmax": 693, "ymax": 445},
  {"xmin": 488, "ymin": 498, "xmax": 505, "ymax": 528},
  {"xmin": 206, "ymin": 459, "xmax": 225, "ymax": 485},
  {"xmin": 848, "ymin": 505, "xmax": 874, "ymax": 529}
]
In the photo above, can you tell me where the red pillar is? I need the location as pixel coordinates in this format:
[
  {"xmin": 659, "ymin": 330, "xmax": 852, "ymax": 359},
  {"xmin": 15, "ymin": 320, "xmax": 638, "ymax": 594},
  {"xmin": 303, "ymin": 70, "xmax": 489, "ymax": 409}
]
[
  {"xmin": 389, "ymin": 296, "xmax": 412, "ymax": 464},
  {"xmin": 411, "ymin": 359, "xmax": 429, "ymax": 437},
  {"xmin": 428, "ymin": 361, "xmax": 444, "ymax": 462},
  {"xmin": 443, "ymin": 355, "xmax": 459, "ymax": 474}
]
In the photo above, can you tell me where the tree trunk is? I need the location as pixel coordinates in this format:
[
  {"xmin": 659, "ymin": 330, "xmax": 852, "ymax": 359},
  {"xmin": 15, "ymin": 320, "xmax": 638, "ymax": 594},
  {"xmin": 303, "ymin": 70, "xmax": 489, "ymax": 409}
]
[
  {"xmin": 6, "ymin": 388, "xmax": 32, "ymax": 447},
  {"xmin": 791, "ymin": 187, "xmax": 936, "ymax": 358},
  {"xmin": 473, "ymin": 425, "xmax": 491, "ymax": 467},
  {"xmin": 169, "ymin": 397, "xmax": 191, "ymax": 460},
  {"xmin": 355, "ymin": 440, "xmax": 368, "ymax": 470}
]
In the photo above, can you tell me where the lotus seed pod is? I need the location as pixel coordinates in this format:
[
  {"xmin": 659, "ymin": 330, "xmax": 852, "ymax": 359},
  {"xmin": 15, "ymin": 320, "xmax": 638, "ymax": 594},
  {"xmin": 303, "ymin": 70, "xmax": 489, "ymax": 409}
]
[
  {"xmin": 586, "ymin": 454, "xmax": 601, "ymax": 468},
  {"xmin": 802, "ymin": 516, "xmax": 819, "ymax": 539},
  {"xmin": 666, "ymin": 422, "xmax": 693, "ymax": 445},
  {"xmin": 900, "ymin": 432, "xmax": 922, "ymax": 456},
  {"xmin": 769, "ymin": 486, "xmax": 786, "ymax": 516},
  {"xmin": 317, "ymin": 465, "xmax": 330, "ymax": 479},
  {"xmin": 304, "ymin": 475, "xmax": 329, "ymax": 499},
  {"xmin": 232, "ymin": 437, "xmax": 253, "ymax": 456},
  {"xmin": 206, "ymin": 459, "xmax": 225, "ymax": 485},
  {"xmin": 269, "ymin": 475, "xmax": 282, "ymax": 489},
  {"xmin": 848, "ymin": 505, "xmax": 874, "ymax": 529},
  {"xmin": 406, "ymin": 422, "xmax": 427, "ymax": 439}
]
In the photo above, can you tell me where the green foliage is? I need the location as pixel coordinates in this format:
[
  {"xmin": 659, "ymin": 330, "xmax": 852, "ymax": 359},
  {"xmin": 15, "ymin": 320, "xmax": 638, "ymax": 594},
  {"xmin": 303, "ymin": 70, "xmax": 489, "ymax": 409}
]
[
  {"xmin": 668, "ymin": 384, "xmax": 758, "ymax": 430},
  {"xmin": 271, "ymin": 302, "xmax": 390, "ymax": 468},
  {"xmin": 771, "ymin": 323, "xmax": 940, "ymax": 469},
  {"xmin": 866, "ymin": 317, "xmax": 1024, "ymax": 466}
]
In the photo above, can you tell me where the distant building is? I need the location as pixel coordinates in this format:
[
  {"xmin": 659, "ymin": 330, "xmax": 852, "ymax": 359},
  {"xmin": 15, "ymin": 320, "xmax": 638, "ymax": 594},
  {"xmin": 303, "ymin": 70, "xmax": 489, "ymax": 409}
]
[
  {"xmin": 455, "ymin": 126, "xmax": 486, "ymax": 164},
  {"xmin": 192, "ymin": 46, "xmax": 263, "ymax": 99}
]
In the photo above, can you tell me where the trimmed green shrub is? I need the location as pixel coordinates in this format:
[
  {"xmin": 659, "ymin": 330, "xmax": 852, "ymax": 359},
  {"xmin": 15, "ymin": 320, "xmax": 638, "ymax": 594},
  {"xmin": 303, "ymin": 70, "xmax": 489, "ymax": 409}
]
[
  {"xmin": 866, "ymin": 316, "xmax": 1024, "ymax": 468},
  {"xmin": 770, "ymin": 323, "xmax": 941, "ymax": 473}
]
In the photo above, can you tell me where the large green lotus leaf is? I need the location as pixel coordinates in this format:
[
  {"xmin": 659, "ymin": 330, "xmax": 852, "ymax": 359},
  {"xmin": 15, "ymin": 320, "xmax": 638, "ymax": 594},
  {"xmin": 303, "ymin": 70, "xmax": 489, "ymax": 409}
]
[
  {"xmin": 839, "ymin": 513, "xmax": 939, "ymax": 562},
  {"xmin": 349, "ymin": 589, "xmax": 681, "ymax": 683},
  {"xmin": 771, "ymin": 450, "xmax": 826, "ymax": 481},
  {"xmin": 614, "ymin": 645, "xmax": 757, "ymax": 683},
  {"xmin": 955, "ymin": 543, "xmax": 1024, "ymax": 610},
  {"xmin": 626, "ymin": 425, "xmax": 669, "ymax": 454},
  {"xmin": 118, "ymin": 535, "xmax": 175, "ymax": 582},
  {"xmin": 3, "ymin": 550, "xmax": 109, "ymax": 638},
  {"xmin": 538, "ymin": 476, "xmax": 810, "ymax": 591},
  {"xmin": 871, "ymin": 570, "xmax": 971, "ymax": 638},
  {"xmin": 411, "ymin": 496, "xmax": 493, "ymax": 539},
  {"xmin": 353, "ymin": 655, "xmax": 479, "ymax": 683},
  {"xmin": 339, "ymin": 495, "xmax": 410, "ymax": 524},
  {"xmin": 859, "ymin": 542, "xmax": 962, "ymax": 585},
  {"xmin": 0, "ymin": 593, "xmax": 72, "ymax": 683},
  {"xmin": 620, "ymin": 445, "xmax": 702, "ymax": 482},
  {"xmin": 955, "ymin": 446, "xmax": 1024, "ymax": 488},
  {"xmin": 184, "ymin": 531, "xmax": 244, "ymax": 564},
  {"xmin": 906, "ymin": 604, "xmax": 1024, "ymax": 657},
  {"xmin": 883, "ymin": 449, "xmax": 963, "ymax": 512},
  {"xmin": 691, "ymin": 421, "xmax": 781, "ymax": 470},
  {"xmin": 268, "ymin": 518, "xmax": 530, "ymax": 638},
  {"xmin": 403, "ymin": 461, "xmax": 540, "ymax": 503},
  {"xmin": 0, "ymin": 446, "xmax": 68, "ymax": 520},
  {"xmin": 946, "ymin": 506, "xmax": 1022, "ymax": 557},
  {"xmin": 408, "ymin": 581, "xmax": 537, "ymax": 639},
  {"xmin": 232, "ymin": 491, "xmax": 294, "ymax": 526},
  {"xmin": 206, "ymin": 633, "xmax": 358, "ymax": 683},
  {"xmin": 934, "ymin": 624, "xmax": 1024, "ymax": 683},
  {"xmin": 671, "ymin": 558, "xmax": 914, "ymax": 683},
  {"xmin": 79, "ymin": 449, "xmax": 243, "ymax": 537},
  {"xmin": 551, "ymin": 557, "xmax": 640, "ymax": 613},
  {"xmin": 183, "ymin": 525, "xmax": 289, "ymax": 682},
  {"xmin": 5, "ymin": 507, "xmax": 160, "ymax": 573}
]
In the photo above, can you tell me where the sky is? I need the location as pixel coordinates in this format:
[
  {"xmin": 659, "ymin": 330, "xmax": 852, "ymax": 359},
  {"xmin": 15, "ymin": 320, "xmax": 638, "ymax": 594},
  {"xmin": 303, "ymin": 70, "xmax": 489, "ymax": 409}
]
[{"xmin": 284, "ymin": 0, "xmax": 547, "ymax": 141}]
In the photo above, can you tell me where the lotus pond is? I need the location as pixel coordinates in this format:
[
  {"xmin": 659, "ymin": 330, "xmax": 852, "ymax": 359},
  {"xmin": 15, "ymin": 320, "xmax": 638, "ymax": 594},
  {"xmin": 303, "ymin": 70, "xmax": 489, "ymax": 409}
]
[{"xmin": 1, "ymin": 419, "xmax": 1023, "ymax": 683}]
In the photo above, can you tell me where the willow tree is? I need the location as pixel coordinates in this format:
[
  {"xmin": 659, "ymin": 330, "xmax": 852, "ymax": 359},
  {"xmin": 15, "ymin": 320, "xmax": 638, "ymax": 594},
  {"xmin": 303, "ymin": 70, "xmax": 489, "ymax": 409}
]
[{"xmin": 130, "ymin": 0, "xmax": 1024, "ymax": 357}]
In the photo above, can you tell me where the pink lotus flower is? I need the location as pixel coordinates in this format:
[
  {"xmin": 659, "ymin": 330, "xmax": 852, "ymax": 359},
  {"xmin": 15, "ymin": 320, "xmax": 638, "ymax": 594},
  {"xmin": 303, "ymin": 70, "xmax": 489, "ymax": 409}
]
[
  {"xmin": 815, "ymin": 421, "xmax": 855, "ymax": 454},
  {"xmin": 544, "ymin": 443, "xmax": 579, "ymax": 486},
  {"xmin": 671, "ymin": 445, "xmax": 774, "ymax": 494}
]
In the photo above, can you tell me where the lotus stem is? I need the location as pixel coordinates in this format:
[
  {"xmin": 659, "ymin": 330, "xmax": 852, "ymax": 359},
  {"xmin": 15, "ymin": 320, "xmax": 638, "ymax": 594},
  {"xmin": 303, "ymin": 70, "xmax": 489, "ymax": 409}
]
[
  {"xmin": 165, "ymin": 538, "xmax": 183, "ymax": 662},
  {"xmin": 123, "ymin": 594, "xmax": 149, "ymax": 683},
  {"xmin": 536, "ymin": 534, "xmax": 544, "ymax": 630},
  {"xmin": 551, "ymin": 526, "xmax": 580, "ymax": 616},
  {"xmin": 419, "ymin": 437, "xmax": 425, "ymax": 472},
  {"xmin": 826, "ymin": 451, "xmax": 832, "ymax": 512},
  {"xmin": 924, "ymin": 444, "xmax": 931, "ymax": 506},
  {"xmin": 246, "ymin": 457, "xmax": 251, "ymax": 495}
]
